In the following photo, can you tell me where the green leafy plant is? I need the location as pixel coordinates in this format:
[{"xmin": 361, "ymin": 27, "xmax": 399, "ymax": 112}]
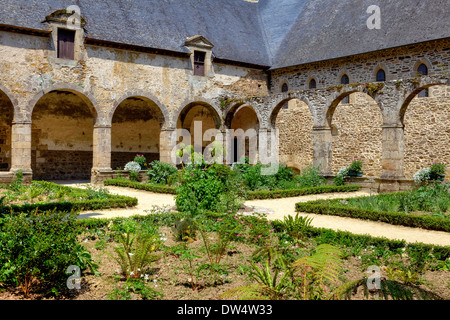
[
  {"xmin": 280, "ymin": 213, "xmax": 313, "ymax": 244},
  {"xmin": 108, "ymin": 278, "xmax": 163, "ymax": 300},
  {"xmin": 107, "ymin": 221, "xmax": 161, "ymax": 279},
  {"xmin": 0, "ymin": 210, "xmax": 90, "ymax": 297},
  {"xmin": 134, "ymin": 154, "xmax": 147, "ymax": 170},
  {"xmin": 146, "ymin": 160, "xmax": 178, "ymax": 185},
  {"xmin": 124, "ymin": 161, "xmax": 141, "ymax": 181},
  {"xmin": 172, "ymin": 218, "xmax": 198, "ymax": 242}
]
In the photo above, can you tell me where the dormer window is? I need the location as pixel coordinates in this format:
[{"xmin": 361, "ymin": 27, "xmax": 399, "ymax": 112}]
[
  {"xmin": 57, "ymin": 28, "xmax": 75, "ymax": 60},
  {"xmin": 185, "ymin": 35, "xmax": 214, "ymax": 78},
  {"xmin": 309, "ymin": 78, "xmax": 317, "ymax": 89},
  {"xmin": 194, "ymin": 51, "xmax": 206, "ymax": 76},
  {"xmin": 281, "ymin": 83, "xmax": 289, "ymax": 92}
]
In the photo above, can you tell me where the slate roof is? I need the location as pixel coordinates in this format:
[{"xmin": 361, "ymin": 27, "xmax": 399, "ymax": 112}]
[{"xmin": 0, "ymin": 0, "xmax": 449, "ymax": 69}]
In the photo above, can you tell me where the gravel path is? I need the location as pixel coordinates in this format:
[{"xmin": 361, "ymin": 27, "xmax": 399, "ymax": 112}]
[{"xmin": 70, "ymin": 183, "xmax": 450, "ymax": 247}]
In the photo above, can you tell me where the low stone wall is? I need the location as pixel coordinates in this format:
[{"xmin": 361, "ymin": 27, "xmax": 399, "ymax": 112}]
[{"xmin": 324, "ymin": 176, "xmax": 418, "ymax": 193}]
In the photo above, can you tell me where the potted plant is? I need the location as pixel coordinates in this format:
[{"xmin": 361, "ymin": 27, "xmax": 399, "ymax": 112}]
[
  {"xmin": 347, "ymin": 159, "xmax": 363, "ymax": 177},
  {"xmin": 429, "ymin": 162, "xmax": 446, "ymax": 181},
  {"xmin": 134, "ymin": 154, "xmax": 147, "ymax": 170}
]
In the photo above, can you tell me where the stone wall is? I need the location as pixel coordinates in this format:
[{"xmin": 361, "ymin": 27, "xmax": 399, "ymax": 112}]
[
  {"xmin": 275, "ymin": 99, "xmax": 314, "ymax": 172},
  {"xmin": 404, "ymin": 85, "xmax": 450, "ymax": 179}
]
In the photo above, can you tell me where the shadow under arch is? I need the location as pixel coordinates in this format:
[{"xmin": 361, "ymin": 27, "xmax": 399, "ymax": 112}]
[
  {"xmin": 31, "ymin": 88, "xmax": 98, "ymax": 181},
  {"xmin": 110, "ymin": 95, "xmax": 168, "ymax": 169},
  {"xmin": 28, "ymin": 84, "xmax": 98, "ymax": 125},
  {"xmin": 109, "ymin": 91, "xmax": 170, "ymax": 129}
]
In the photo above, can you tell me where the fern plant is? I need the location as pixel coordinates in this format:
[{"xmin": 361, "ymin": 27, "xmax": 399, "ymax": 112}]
[
  {"xmin": 281, "ymin": 214, "xmax": 313, "ymax": 244},
  {"xmin": 107, "ymin": 230, "xmax": 160, "ymax": 279}
]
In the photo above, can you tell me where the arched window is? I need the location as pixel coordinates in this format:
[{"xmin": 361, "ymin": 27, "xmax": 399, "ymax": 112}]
[
  {"xmin": 281, "ymin": 83, "xmax": 289, "ymax": 93},
  {"xmin": 376, "ymin": 69, "xmax": 386, "ymax": 82},
  {"xmin": 341, "ymin": 74, "xmax": 350, "ymax": 104},
  {"xmin": 309, "ymin": 78, "xmax": 317, "ymax": 89},
  {"xmin": 417, "ymin": 64, "xmax": 429, "ymax": 98}
]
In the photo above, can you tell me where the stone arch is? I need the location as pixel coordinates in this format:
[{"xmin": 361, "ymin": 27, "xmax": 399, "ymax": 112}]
[
  {"xmin": 401, "ymin": 82, "xmax": 450, "ymax": 180},
  {"xmin": 225, "ymin": 103, "xmax": 260, "ymax": 164},
  {"xmin": 110, "ymin": 95, "xmax": 168, "ymax": 170},
  {"xmin": 31, "ymin": 88, "xmax": 97, "ymax": 181},
  {"xmin": 271, "ymin": 96, "xmax": 314, "ymax": 172},
  {"xmin": 109, "ymin": 91, "xmax": 169, "ymax": 129},
  {"xmin": 327, "ymin": 90, "xmax": 384, "ymax": 177},
  {"xmin": 0, "ymin": 86, "xmax": 16, "ymax": 171},
  {"xmin": 175, "ymin": 99, "xmax": 223, "ymax": 152},
  {"xmin": 28, "ymin": 83, "xmax": 99, "ymax": 125}
]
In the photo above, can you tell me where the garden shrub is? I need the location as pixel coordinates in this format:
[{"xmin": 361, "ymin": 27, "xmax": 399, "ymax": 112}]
[
  {"xmin": 124, "ymin": 161, "xmax": 141, "ymax": 181},
  {"xmin": 175, "ymin": 164, "xmax": 246, "ymax": 215},
  {"xmin": 0, "ymin": 210, "xmax": 96, "ymax": 297},
  {"xmin": 104, "ymin": 178, "xmax": 176, "ymax": 194},
  {"xmin": 146, "ymin": 160, "xmax": 178, "ymax": 185}
]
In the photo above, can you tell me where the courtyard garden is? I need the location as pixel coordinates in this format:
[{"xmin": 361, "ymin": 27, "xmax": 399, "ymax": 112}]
[{"xmin": 0, "ymin": 150, "xmax": 449, "ymax": 301}]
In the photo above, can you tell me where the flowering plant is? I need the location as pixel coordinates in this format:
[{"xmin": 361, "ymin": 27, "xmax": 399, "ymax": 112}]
[
  {"xmin": 125, "ymin": 161, "xmax": 142, "ymax": 181},
  {"xmin": 430, "ymin": 162, "xmax": 446, "ymax": 176},
  {"xmin": 134, "ymin": 154, "xmax": 147, "ymax": 169},
  {"xmin": 413, "ymin": 168, "xmax": 431, "ymax": 184}
]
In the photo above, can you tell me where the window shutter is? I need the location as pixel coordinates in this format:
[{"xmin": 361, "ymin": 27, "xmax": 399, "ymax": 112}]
[
  {"xmin": 194, "ymin": 51, "xmax": 206, "ymax": 76},
  {"xmin": 57, "ymin": 29, "xmax": 75, "ymax": 60}
]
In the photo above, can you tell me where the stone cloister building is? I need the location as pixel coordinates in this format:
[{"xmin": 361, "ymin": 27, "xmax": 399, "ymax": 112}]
[{"xmin": 0, "ymin": 0, "xmax": 448, "ymax": 193}]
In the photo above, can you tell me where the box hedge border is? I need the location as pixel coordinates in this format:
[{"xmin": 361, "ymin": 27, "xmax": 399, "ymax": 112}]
[
  {"xmin": 103, "ymin": 179, "xmax": 360, "ymax": 200},
  {"xmin": 0, "ymin": 196, "xmax": 138, "ymax": 216},
  {"xmin": 104, "ymin": 179, "xmax": 177, "ymax": 194},
  {"xmin": 295, "ymin": 201, "xmax": 450, "ymax": 233}
]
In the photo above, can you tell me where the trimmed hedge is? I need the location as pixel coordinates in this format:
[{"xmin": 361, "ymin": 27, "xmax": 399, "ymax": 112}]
[
  {"xmin": 104, "ymin": 179, "xmax": 361, "ymax": 200},
  {"xmin": 104, "ymin": 179, "xmax": 177, "ymax": 194},
  {"xmin": 0, "ymin": 196, "xmax": 138, "ymax": 215},
  {"xmin": 295, "ymin": 201, "xmax": 450, "ymax": 233},
  {"xmin": 246, "ymin": 185, "xmax": 361, "ymax": 200}
]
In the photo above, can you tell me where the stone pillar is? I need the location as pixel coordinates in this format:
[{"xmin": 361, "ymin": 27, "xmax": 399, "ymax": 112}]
[
  {"xmin": 313, "ymin": 126, "xmax": 333, "ymax": 176},
  {"xmin": 379, "ymin": 124, "xmax": 404, "ymax": 193},
  {"xmin": 10, "ymin": 121, "xmax": 33, "ymax": 183},
  {"xmin": 91, "ymin": 125, "xmax": 113, "ymax": 184},
  {"xmin": 160, "ymin": 128, "xmax": 176, "ymax": 165}
]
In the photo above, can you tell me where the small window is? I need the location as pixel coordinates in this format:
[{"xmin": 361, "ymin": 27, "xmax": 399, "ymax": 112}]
[
  {"xmin": 309, "ymin": 79, "xmax": 317, "ymax": 89},
  {"xmin": 57, "ymin": 28, "xmax": 75, "ymax": 60},
  {"xmin": 281, "ymin": 83, "xmax": 289, "ymax": 93},
  {"xmin": 376, "ymin": 69, "xmax": 386, "ymax": 82},
  {"xmin": 417, "ymin": 64, "xmax": 429, "ymax": 97},
  {"xmin": 341, "ymin": 74, "xmax": 350, "ymax": 104},
  {"xmin": 193, "ymin": 51, "xmax": 206, "ymax": 76}
]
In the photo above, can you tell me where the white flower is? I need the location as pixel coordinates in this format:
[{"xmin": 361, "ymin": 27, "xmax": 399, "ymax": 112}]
[
  {"xmin": 144, "ymin": 274, "xmax": 149, "ymax": 281},
  {"xmin": 130, "ymin": 271, "xmax": 134, "ymax": 276},
  {"xmin": 128, "ymin": 252, "xmax": 134, "ymax": 256},
  {"xmin": 413, "ymin": 168, "xmax": 431, "ymax": 184},
  {"xmin": 124, "ymin": 161, "xmax": 141, "ymax": 173}
]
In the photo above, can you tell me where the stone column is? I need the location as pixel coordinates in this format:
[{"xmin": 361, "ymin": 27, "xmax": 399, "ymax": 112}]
[
  {"xmin": 312, "ymin": 126, "xmax": 333, "ymax": 176},
  {"xmin": 379, "ymin": 123, "xmax": 405, "ymax": 193},
  {"xmin": 160, "ymin": 128, "xmax": 176, "ymax": 165},
  {"xmin": 91, "ymin": 125, "xmax": 113, "ymax": 184},
  {"xmin": 10, "ymin": 121, "xmax": 33, "ymax": 183}
]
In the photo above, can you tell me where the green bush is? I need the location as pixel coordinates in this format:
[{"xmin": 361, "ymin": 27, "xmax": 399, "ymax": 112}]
[
  {"xmin": 0, "ymin": 210, "xmax": 96, "ymax": 297},
  {"xmin": 294, "ymin": 166, "xmax": 326, "ymax": 188},
  {"xmin": 146, "ymin": 160, "xmax": 178, "ymax": 185},
  {"xmin": 175, "ymin": 164, "xmax": 245, "ymax": 215}
]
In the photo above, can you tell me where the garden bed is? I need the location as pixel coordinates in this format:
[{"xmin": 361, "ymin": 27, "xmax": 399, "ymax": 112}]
[
  {"xmin": 0, "ymin": 180, "xmax": 138, "ymax": 215},
  {"xmin": 1, "ymin": 210, "xmax": 449, "ymax": 301},
  {"xmin": 295, "ymin": 183, "xmax": 450, "ymax": 232}
]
